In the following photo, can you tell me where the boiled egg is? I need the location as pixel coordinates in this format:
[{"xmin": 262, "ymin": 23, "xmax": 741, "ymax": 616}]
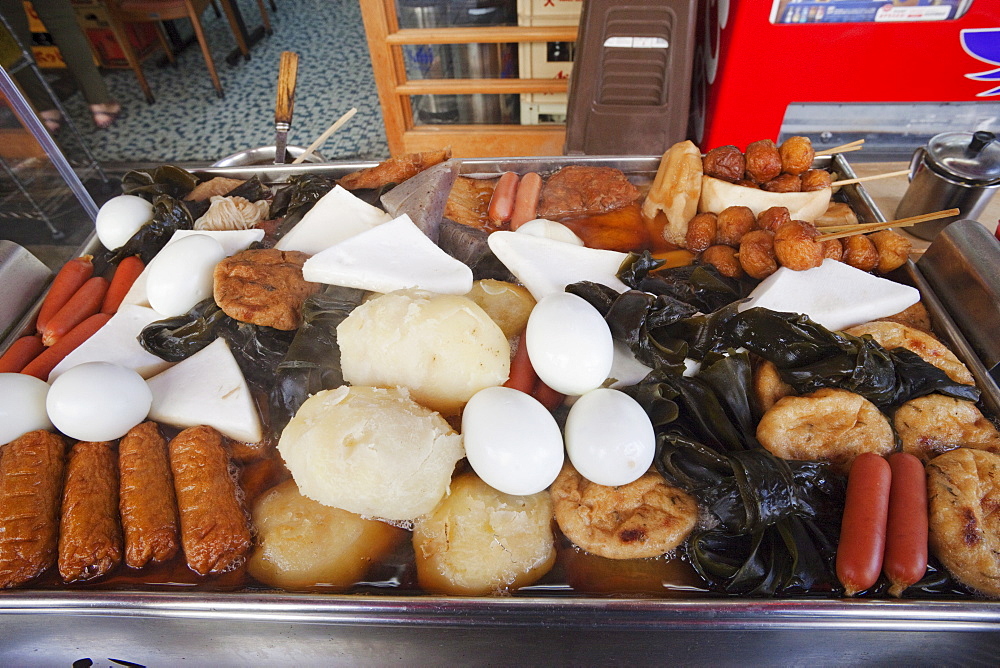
[
  {"xmin": 46, "ymin": 361, "xmax": 152, "ymax": 441},
  {"xmin": 462, "ymin": 386, "xmax": 564, "ymax": 496},
  {"xmin": 95, "ymin": 195, "xmax": 153, "ymax": 251},
  {"xmin": 526, "ymin": 292, "xmax": 614, "ymax": 396},
  {"xmin": 0, "ymin": 373, "xmax": 53, "ymax": 444},
  {"xmin": 146, "ymin": 233, "xmax": 226, "ymax": 316},
  {"xmin": 564, "ymin": 388, "xmax": 655, "ymax": 487}
]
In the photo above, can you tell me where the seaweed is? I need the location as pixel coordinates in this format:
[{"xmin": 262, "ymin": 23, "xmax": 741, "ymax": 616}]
[
  {"xmin": 268, "ymin": 285, "xmax": 367, "ymax": 433},
  {"xmin": 138, "ymin": 298, "xmax": 295, "ymax": 394},
  {"xmin": 121, "ymin": 164, "xmax": 199, "ymax": 199}
]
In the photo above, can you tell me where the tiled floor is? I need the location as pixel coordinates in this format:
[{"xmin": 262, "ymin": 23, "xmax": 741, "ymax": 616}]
[{"xmin": 51, "ymin": 0, "xmax": 390, "ymax": 165}]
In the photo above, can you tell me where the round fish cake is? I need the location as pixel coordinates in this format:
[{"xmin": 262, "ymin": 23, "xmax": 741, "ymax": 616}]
[
  {"xmin": 895, "ymin": 395, "xmax": 1000, "ymax": 463},
  {"xmin": 927, "ymin": 448, "xmax": 1000, "ymax": 597},
  {"xmin": 845, "ymin": 321, "xmax": 974, "ymax": 385},
  {"xmin": 752, "ymin": 358, "xmax": 795, "ymax": 413},
  {"xmin": 213, "ymin": 248, "xmax": 319, "ymax": 330},
  {"xmin": 756, "ymin": 388, "xmax": 893, "ymax": 472},
  {"xmin": 550, "ymin": 465, "xmax": 697, "ymax": 560}
]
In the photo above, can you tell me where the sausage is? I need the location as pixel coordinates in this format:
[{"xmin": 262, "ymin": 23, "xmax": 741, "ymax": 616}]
[
  {"xmin": 36, "ymin": 255, "xmax": 93, "ymax": 334},
  {"xmin": 884, "ymin": 452, "xmax": 928, "ymax": 597},
  {"xmin": 39, "ymin": 276, "xmax": 109, "ymax": 347},
  {"xmin": 101, "ymin": 255, "xmax": 145, "ymax": 315},
  {"xmin": 169, "ymin": 425, "xmax": 251, "ymax": 575},
  {"xmin": 20, "ymin": 313, "xmax": 110, "ymax": 381},
  {"xmin": 487, "ymin": 172, "xmax": 520, "ymax": 225},
  {"xmin": 119, "ymin": 422, "xmax": 180, "ymax": 569},
  {"xmin": 503, "ymin": 337, "xmax": 538, "ymax": 395},
  {"xmin": 0, "ymin": 430, "xmax": 66, "ymax": 588},
  {"xmin": 58, "ymin": 440, "xmax": 122, "ymax": 582},
  {"xmin": 0, "ymin": 335, "xmax": 45, "ymax": 373},
  {"xmin": 836, "ymin": 452, "xmax": 891, "ymax": 596},
  {"xmin": 510, "ymin": 172, "xmax": 543, "ymax": 230}
]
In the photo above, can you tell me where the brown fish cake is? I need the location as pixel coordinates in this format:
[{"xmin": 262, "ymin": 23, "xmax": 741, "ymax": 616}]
[
  {"xmin": 756, "ymin": 388, "xmax": 893, "ymax": 472},
  {"xmin": 58, "ymin": 440, "xmax": 121, "ymax": 582},
  {"xmin": 551, "ymin": 465, "xmax": 697, "ymax": 560},
  {"xmin": 845, "ymin": 321, "xmax": 974, "ymax": 385},
  {"xmin": 752, "ymin": 358, "xmax": 796, "ymax": 413},
  {"xmin": 895, "ymin": 395, "xmax": 1000, "ymax": 463},
  {"xmin": 876, "ymin": 301, "xmax": 931, "ymax": 333},
  {"xmin": 119, "ymin": 422, "xmax": 179, "ymax": 569},
  {"xmin": 213, "ymin": 248, "xmax": 320, "ymax": 331},
  {"xmin": 927, "ymin": 448, "xmax": 1000, "ymax": 597}
]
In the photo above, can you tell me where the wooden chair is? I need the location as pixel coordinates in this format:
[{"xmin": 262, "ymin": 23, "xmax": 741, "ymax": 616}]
[{"xmin": 106, "ymin": 0, "xmax": 250, "ymax": 103}]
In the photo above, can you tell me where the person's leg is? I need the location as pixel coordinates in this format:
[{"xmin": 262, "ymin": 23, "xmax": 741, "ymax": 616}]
[
  {"xmin": 0, "ymin": 0, "xmax": 56, "ymax": 118},
  {"xmin": 30, "ymin": 0, "xmax": 119, "ymax": 127}
]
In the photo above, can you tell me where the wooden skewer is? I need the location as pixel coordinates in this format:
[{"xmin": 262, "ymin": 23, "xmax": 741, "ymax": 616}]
[
  {"xmin": 815, "ymin": 208, "xmax": 960, "ymax": 241},
  {"xmin": 815, "ymin": 139, "xmax": 865, "ymax": 156},
  {"xmin": 831, "ymin": 169, "xmax": 911, "ymax": 188},
  {"xmin": 292, "ymin": 107, "xmax": 358, "ymax": 165}
]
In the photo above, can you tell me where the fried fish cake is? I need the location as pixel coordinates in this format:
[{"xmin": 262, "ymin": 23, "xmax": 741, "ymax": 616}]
[
  {"xmin": 58, "ymin": 440, "xmax": 121, "ymax": 583},
  {"xmin": 551, "ymin": 465, "xmax": 697, "ymax": 560},
  {"xmin": 844, "ymin": 321, "xmax": 974, "ymax": 385},
  {"xmin": 876, "ymin": 301, "xmax": 932, "ymax": 333},
  {"xmin": 895, "ymin": 395, "xmax": 1000, "ymax": 463},
  {"xmin": 927, "ymin": 448, "xmax": 1000, "ymax": 597},
  {"xmin": 756, "ymin": 388, "xmax": 893, "ymax": 472},
  {"xmin": 119, "ymin": 422, "xmax": 179, "ymax": 569},
  {"xmin": 213, "ymin": 248, "xmax": 320, "ymax": 331},
  {"xmin": 752, "ymin": 358, "xmax": 796, "ymax": 413}
]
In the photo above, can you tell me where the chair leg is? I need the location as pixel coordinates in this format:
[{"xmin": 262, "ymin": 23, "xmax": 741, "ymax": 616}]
[
  {"xmin": 218, "ymin": 0, "xmax": 250, "ymax": 58},
  {"xmin": 255, "ymin": 0, "xmax": 272, "ymax": 34},
  {"xmin": 106, "ymin": 11, "xmax": 155, "ymax": 103},
  {"xmin": 152, "ymin": 22, "xmax": 176, "ymax": 65},
  {"xmin": 186, "ymin": 2, "xmax": 224, "ymax": 98}
]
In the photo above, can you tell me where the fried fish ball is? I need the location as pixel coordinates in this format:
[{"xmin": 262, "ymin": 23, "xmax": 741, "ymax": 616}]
[
  {"xmin": 58, "ymin": 440, "xmax": 121, "ymax": 583},
  {"xmin": 821, "ymin": 237, "xmax": 844, "ymax": 261},
  {"xmin": 702, "ymin": 144, "xmax": 745, "ymax": 183},
  {"xmin": 119, "ymin": 421, "xmax": 179, "ymax": 569},
  {"xmin": 752, "ymin": 358, "xmax": 795, "ymax": 413},
  {"xmin": 927, "ymin": 448, "xmax": 1000, "ymax": 597},
  {"xmin": 685, "ymin": 212, "xmax": 718, "ymax": 252},
  {"xmin": 869, "ymin": 229, "xmax": 912, "ymax": 274},
  {"xmin": 756, "ymin": 388, "xmax": 894, "ymax": 472},
  {"xmin": 414, "ymin": 472, "xmax": 555, "ymax": 595},
  {"xmin": 761, "ymin": 174, "xmax": 802, "ymax": 193},
  {"xmin": 895, "ymin": 395, "xmax": 1000, "ymax": 463},
  {"xmin": 756, "ymin": 206, "xmax": 791, "ymax": 232},
  {"xmin": 800, "ymin": 169, "xmax": 833, "ymax": 192},
  {"xmin": 842, "ymin": 234, "xmax": 879, "ymax": 272},
  {"xmin": 774, "ymin": 219, "xmax": 823, "ymax": 271},
  {"xmin": 0, "ymin": 430, "xmax": 65, "ymax": 588},
  {"xmin": 779, "ymin": 136, "xmax": 815, "ymax": 176},
  {"xmin": 715, "ymin": 206, "xmax": 755, "ymax": 247},
  {"xmin": 844, "ymin": 321, "xmax": 974, "ymax": 384},
  {"xmin": 738, "ymin": 230, "xmax": 778, "ymax": 280},
  {"xmin": 744, "ymin": 139, "xmax": 782, "ymax": 184},
  {"xmin": 551, "ymin": 465, "xmax": 698, "ymax": 560},
  {"xmin": 700, "ymin": 244, "xmax": 744, "ymax": 278}
]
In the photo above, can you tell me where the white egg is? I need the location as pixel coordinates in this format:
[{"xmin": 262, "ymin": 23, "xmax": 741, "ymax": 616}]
[
  {"xmin": 565, "ymin": 388, "xmax": 655, "ymax": 487},
  {"xmin": 516, "ymin": 219, "xmax": 584, "ymax": 246},
  {"xmin": 46, "ymin": 362, "xmax": 152, "ymax": 441},
  {"xmin": 0, "ymin": 373, "xmax": 54, "ymax": 445},
  {"xmin": 462, "ymin": 386, "xmax": 564, "ymax": 496},
  {"xmin": 95, "ymin": 195, "xmax": 154, "ymax": 251},
  {"xmin": 526, "ymin": 291, "xmax": 614, "ymax": 396},
  {"xmin": 146, "ymin": 233, "xmax": 226, "ymax": 316}
]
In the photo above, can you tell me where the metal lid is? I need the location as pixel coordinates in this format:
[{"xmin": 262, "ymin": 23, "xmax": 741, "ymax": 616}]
[{"xmin": 926, "ymin": 131, "xmax": 1000, "ymax": 184}]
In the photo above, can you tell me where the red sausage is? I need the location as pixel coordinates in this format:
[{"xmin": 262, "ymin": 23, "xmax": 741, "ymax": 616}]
[
  {"xmin": 531, "ymin": 378, "xmax": 564, "ymax": 412},
  {"xmin": 503, "ymin": 337, "xmax": 538, "ymax": 395},
  {"xmin": 487, "ymin": 172, "xmax": 520, "ymax": 225},
  {"xmin": 39, "ymin": 276, "xmax": 109, "ymax": 347},
  {"xmin": 0, "ymin": 335, "xmax": 45, "ymax": 373},
  {"xmin": 36, "ymin": 255, "xmax": 93, "ymax": 333},
  {"xmin": 510, "ymin": 172, "xmax": 543, "ymax": 230},
  {"xmin": 836, "ymin": 452, "xmax": 891, "ymax": 596},
  {"xmin": 883, "ymin": 452, "xmax": 928, "ymax": 597}
]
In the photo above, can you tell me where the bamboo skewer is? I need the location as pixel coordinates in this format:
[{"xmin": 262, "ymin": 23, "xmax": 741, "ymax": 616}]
[
  {"xmin": 831, "ymin": 169, "xmax": 911, "ymax": 188},
  {"xmin": 816, "ymin": 208, "xmax": 960, "ymax": 241},
  {"xmin": 292, "ymin": 108, "xmax": 358, "ymax": 165},
  {"xmin": 815, "ymin": 139, "xmax": 865, "ymax": 156}
]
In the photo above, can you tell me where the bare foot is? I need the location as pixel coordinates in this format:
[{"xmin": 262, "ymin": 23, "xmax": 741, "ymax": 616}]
[
  {"xmin": 39, "ymin": 109, "xmax": 62, "ymax": 134},
  {"xmin": 90, "ymin": 102, "xmax": 122, "ymax": 129}
]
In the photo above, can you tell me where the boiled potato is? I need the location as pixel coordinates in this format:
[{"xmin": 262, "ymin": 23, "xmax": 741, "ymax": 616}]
[
  {"xmin": 465, "ymin": 279, "xmax": 535, "ymax": 339},
  {"xmin": 413, "ymin": 472, "xmax": 556, "ymax": 596},
  {"xmin": 337, "ymin": 290, "xmax": 510, "ymax": 415},
  {"xmin": 248, "ymin": 480, "xmax": 407, "ymax": 591},
  {"xmin": 277, "ymin": 385, "xmax": 465, "ymax": 522}
]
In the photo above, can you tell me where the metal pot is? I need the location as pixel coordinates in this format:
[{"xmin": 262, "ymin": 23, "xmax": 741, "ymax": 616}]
[
  {"xmin": 895, "ymin": 130, "xmax": 1000, "ymax": 240},
  {"xmin": 211, "ymin": 145, "xmax": 326, "ymax": 167}
]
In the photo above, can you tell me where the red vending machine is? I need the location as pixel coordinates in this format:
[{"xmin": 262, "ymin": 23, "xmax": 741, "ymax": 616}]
[{"xmin": 691, "ymin": 0, "xmax": 1000, "ymax": 150}]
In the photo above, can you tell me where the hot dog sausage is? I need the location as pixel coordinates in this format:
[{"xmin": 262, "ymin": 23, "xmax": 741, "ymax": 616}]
[
  {"xmin": 836, "ymin": 452, "xmax": 891, "ymax": 596},
  {"xmin": 487, "ymin": 172, "xmax": 520, "ymax": 225},
  {"xmin": 884, "ymin": 452, "xmax": 928, "ymax": 597},
  {"xmin": 510, "ymin": 172, "xmax": 543, "ymax": 230},
  {"xmin": 0, "ymin": 430, "xmax": 66, "ymax": 588},
  {"xmin": 58, "ymin": 440, "xmax": 122, "ymax": 582}
]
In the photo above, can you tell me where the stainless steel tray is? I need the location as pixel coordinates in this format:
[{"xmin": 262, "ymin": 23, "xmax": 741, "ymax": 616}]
[{"xmin": 3, "ymin": 155, "xmax": 1000, "ymax": 665}]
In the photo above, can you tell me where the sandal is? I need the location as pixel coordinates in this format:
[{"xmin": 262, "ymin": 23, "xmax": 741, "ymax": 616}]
[
  {"xmin": 90, "ymin": 102, "xmax": 121, "ymax": 129},
  {"xmin": 39, "ymin": 110, "xmax": 62, "ymax": 135}
]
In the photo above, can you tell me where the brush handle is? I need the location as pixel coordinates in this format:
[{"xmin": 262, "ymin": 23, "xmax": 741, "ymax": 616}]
[{"xmin": 275, "ymin": 51, "xmax": 299, "ymax": 126}]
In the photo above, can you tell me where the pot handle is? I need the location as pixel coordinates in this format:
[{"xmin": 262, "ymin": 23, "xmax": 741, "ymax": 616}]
[{"xmin": 907, "ymin": 147, "xmax": 925, "ymax": 182}]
